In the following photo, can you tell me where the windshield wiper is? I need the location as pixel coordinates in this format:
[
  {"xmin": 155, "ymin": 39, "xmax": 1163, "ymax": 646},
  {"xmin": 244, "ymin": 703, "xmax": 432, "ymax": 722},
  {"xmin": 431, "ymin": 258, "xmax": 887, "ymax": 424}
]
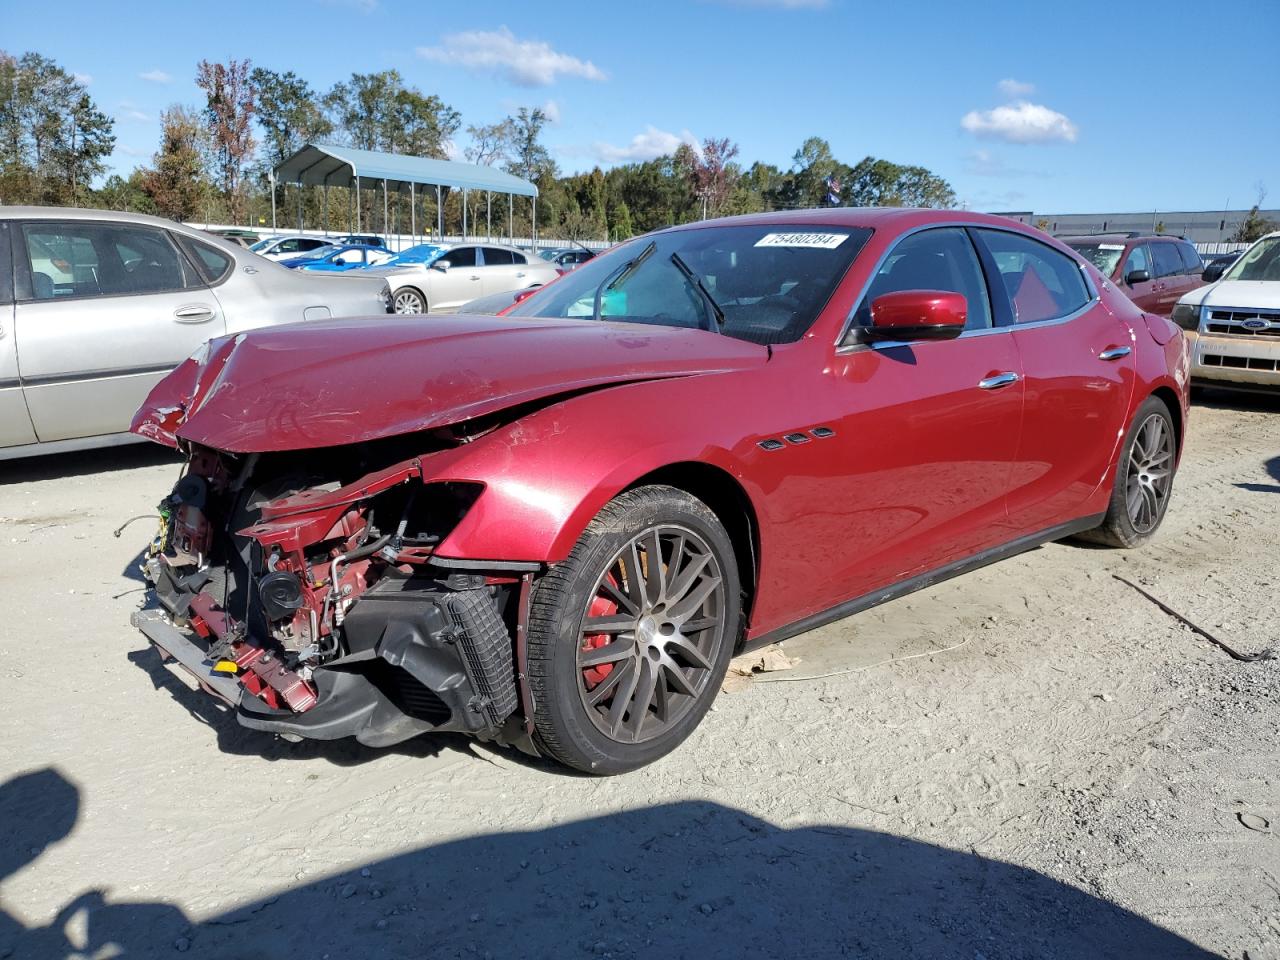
[
  {"xmin": 669, "ymin": 252, "xmax": 725, "ymax": 333},
  {"xmin": 592, "ymin": 241, "xmax": 656, "ymax": 322}
]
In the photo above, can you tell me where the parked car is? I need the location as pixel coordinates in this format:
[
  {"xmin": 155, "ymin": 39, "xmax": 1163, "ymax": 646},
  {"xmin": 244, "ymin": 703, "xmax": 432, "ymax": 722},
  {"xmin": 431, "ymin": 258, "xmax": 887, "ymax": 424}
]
[
  {"xmin": 455, "ymin": 287, "xmax": 539, "ymax": 315},
  {"xmin": 0, "ymin": 207, "xmax": 393, "ymax": 460},
  {"xmin": 539, "ymin": 246, "xmax": 596, "ymax": 270},
  {"xmin": 278, "ymin": 244, "xmax": 396, "ymax": 272},
  {"xmin": 335, "ymin": 234, "xmax": 388, "ymax": 249},
  {"xmin": 1061, "ymin": 233, "xmax": 1204, "ymax": 317},
  {"xmin": 208, "ymin": 228, "xmax": 260, "ymax": 245},
  {"xmin": 1201, "ymin": 251, "xmax": 1243, "ymax": 283},
  {"xmin": 1172, "ymin": 230, "xmax": 1280, "ymax": 392},
  {"xmin": 370, "ymin": 243, "xmax": 446, "ymax": 268},
  {"xmin": 249, "ymin": 235, "xmax": 333, "ymax": 261},
  {"xmin": 129, "ymin": 208, "xmax": 1188, "ymax": 773},
  {"xmin": 364, "ymin": 241, "xmax": 559, "ymax": 314}
]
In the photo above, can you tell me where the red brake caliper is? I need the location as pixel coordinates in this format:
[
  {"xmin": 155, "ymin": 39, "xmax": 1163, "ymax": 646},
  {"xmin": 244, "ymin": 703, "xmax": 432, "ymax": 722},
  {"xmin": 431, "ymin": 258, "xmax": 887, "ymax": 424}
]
[{"xmin": 582, "ymin": 573, "xmax": 620, "ymax": 688}]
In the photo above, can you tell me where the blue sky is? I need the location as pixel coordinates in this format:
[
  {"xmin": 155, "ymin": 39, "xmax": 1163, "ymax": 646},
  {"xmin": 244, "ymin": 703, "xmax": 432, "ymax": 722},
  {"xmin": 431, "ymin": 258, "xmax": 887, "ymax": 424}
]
[{"xmin": 4, "ymin": 0, "xmax": 1276, "ymax": 214}]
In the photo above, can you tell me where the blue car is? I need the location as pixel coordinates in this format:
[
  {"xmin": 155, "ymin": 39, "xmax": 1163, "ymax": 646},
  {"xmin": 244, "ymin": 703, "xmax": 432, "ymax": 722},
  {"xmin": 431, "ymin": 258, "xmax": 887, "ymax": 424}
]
[
  {"xmin": 278, "ymin": 244, "xmax": 394, "ymax": 272},
  {"xmin": 376, "ymin": 243, "xmax": 447, "ymax": 268}
]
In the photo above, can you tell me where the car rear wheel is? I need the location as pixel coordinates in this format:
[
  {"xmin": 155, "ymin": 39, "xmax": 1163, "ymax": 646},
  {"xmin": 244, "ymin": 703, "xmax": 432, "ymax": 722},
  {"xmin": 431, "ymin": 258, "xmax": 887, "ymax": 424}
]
[
  {"xmin": 1079, "ymin": 396, "xmax": 1177, "ymax": 548},
  {"xmin": 393, "ymin": 287, "xmax": 426, "ymax": 314},
  {"xmin": 527, "ymin": 485, "xmax": 740, "ymax": 774}
]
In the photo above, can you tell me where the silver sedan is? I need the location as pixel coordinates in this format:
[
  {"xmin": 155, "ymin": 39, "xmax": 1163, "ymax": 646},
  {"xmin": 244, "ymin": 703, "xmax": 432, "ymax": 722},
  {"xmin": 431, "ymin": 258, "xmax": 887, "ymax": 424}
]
[
  {"xmin": 1, "ymin": 207, "xmax": 393, "ymax": 461},
  {"xmin": 364, "ymin": 242, "xmax": 560, "ymax": 314}
]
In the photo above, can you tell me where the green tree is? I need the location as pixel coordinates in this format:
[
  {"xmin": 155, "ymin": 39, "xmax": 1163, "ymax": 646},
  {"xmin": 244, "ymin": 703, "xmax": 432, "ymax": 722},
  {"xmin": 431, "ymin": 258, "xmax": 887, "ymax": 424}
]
[
  {"xmin": 95, "ymin": 170, "xmax": 156, "ymax": 213},
  {"xmin": 195, "ymin": 58, "xmax": 256, "ymax": 222},
  {"xmin": 324, "ymin": 70, "xmax": 458, "ymax": 158},
  {"xmin": 142, "ymin": 105, "xmax": 211, "ymax": 221},
  {"xmin": 252, "ymin": 68, "xmax": 332, "ymax": 167},
  {"xmin": 0, "ymin": 51, "xmax": 114, "ymax": 204},
  {"xmin": 504, "ymin": 107, "xmax": 556, "ymax": 183}
]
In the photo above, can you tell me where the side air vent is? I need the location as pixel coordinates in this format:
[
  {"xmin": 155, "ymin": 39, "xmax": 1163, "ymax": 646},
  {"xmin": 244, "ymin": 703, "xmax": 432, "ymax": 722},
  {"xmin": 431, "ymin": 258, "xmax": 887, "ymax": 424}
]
[
  {"xmin": 758, "ymin": 439, "xmax": 785, "ymax": 451},
  {"xmin": 783, "ymin": 433, "xmax": 810, "ymax": 445},
  {"xmin": 811, "ymin": 426, "xmax": 835, "ymax": 438}
]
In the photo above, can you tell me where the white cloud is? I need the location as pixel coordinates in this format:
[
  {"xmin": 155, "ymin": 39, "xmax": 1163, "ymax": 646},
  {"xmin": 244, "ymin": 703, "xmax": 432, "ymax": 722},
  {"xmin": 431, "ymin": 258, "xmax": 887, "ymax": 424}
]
[
  {"xmin": 996, "ymin": 78, "xmax": 1035, "ymax": 98},
  {"xmin": 139, "ymin": 69, "xmax": 171, "ymax": 84},
  {"xmin": 73, "ymin": 72, "xmax": 92, "ymax": 85},
  {"xmin": 963, "ymin": 149, "xmax": 1045, "ymax": 178},
  {"xmin": 117, "ymin": 101, "xmax": 151, "ymax": 123},
  {"xmin": 418, "ymin": 26, "xmax": 606, "ymax": 87},
  {"xmin": 961, "ymin": 101, "xmax": 1078, "ymax": 144},
  {"xmin": 116, "ymin": 145, "xmax": 147, "ymax": 158},
  {"xmin": 542, "ymin": 99, "xmax": 562, "ymax": 124},
  {"xmin": 594, "ymin": 125, "xmax": 697, "ymax": 164}
]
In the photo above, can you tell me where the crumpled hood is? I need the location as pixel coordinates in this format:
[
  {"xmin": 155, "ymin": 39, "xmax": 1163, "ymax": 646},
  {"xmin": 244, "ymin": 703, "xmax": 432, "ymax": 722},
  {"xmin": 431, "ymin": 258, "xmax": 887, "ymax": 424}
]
[{"xmin": 132, "ymin": 314, "xmax": 766, "ymax": 453}]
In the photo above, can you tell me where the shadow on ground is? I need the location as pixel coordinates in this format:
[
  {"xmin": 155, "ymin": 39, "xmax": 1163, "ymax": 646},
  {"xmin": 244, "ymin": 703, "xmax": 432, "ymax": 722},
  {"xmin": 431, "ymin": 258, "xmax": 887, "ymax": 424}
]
[
  {"xmin": 1, "ymin": 769, "xmax": 1216, "ymax": 960},
  {"xmin": 1235, "ymin": 453, "xmax": 1280, "ymax": 495},
  {"xmin": 0, "ymin": 442, "xmax": 180, "ymax": 486}
]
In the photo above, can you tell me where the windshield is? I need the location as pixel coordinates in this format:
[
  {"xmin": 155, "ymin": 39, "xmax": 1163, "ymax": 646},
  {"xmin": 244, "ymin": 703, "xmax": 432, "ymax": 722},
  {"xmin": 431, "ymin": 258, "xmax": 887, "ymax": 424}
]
[
  {"xmin": 249, "ymin": 238, "xmax": 275, "ymax": 252},
  {"xmin": 1066, "ymin": 242, "xmax": 1126, "ymax": 277},
  {"xmin": 1224, "ymin": 236, "xmax": 1280, "ymax": 282},
  {"xmin": 384, "ymin": 244, "xmax": 445, "ymax": 266},
  {"xmin": 506, "ymin": 224, "xmax": 872, "ymax": 345},
  {"xmin": 537, "ymin": 249, "xmax": 560, "ymax": 261}
]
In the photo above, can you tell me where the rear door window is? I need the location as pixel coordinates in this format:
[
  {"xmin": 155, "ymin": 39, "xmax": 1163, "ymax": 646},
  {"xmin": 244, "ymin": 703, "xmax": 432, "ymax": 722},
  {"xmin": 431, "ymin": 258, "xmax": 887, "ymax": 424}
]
[
  {"xmin": 973, "ymin": 229, "xmax": 1091, "ymax": 324},
  {"xmin": 480, "ymin": 247, "xmax": 516, "ymax": 266},
  {"xmin": 177, "ymin": 235, "xmax": 233, "ymax": 284},
  {"xmin": 1151, "ymin": 243, "xmax": 1184, "ymax": 279},
  {"xmin": 1178, "ymin": 242, "xmax": 1202, "ymax": 273}
]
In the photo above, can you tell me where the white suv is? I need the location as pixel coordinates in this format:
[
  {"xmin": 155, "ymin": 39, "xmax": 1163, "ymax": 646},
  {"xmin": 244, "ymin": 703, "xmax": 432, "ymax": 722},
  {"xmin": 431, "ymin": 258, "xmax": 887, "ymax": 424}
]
[{"xmin": 1173, "ymin": 231, "xmax": 1280, "ymax": 392}]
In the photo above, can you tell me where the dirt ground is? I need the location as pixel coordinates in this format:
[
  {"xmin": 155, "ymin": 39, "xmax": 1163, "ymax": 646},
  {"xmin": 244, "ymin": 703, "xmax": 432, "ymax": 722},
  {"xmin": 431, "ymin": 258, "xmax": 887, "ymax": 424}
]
[{"xmin": 1, "ymin": 391, "xmax": 1278, "ymax": 960}]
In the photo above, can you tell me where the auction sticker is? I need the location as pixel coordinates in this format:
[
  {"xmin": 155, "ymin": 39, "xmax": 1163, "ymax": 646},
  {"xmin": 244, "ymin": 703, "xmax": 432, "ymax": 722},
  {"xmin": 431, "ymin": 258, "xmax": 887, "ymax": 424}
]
[
  {"xmin": 1099, "ymin": 243, "xmax": 1125, "ymax": 250},
  {"xmin": 755, "ymin": 232, "xmax": 848, "ymax": 249}
]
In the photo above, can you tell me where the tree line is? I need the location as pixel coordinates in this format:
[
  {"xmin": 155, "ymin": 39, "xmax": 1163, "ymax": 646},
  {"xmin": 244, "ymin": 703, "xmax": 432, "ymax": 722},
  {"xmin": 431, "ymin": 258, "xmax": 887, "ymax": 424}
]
[{"xmin": 0, "ymin": 50, "xmax": 971, "ymax": 240}]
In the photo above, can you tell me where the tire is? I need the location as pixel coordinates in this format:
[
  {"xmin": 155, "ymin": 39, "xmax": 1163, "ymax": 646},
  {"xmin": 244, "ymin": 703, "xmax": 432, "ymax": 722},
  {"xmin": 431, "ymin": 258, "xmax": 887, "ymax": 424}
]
[
  {"xmin": 1079, "ymin": 395, "xmax": 1178, "ymax": 548},
  {"xmin": 527, "ymin": 485, "xmax": 741, "ymax": 774},
  {"xmin": 393, "ymin": 287, "xmax": 426, "ymax": 314}
]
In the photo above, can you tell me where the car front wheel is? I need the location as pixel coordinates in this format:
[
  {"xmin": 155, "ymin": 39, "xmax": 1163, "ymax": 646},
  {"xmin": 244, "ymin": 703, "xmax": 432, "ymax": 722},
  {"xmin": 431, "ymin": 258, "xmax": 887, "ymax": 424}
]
[
  {"xmin": 527, "ymin": 485, "xmax": 741, "ymax": 774},
  {"xmin": 393, "ymin": 287, "xmax": 426, "ymax": 314}
]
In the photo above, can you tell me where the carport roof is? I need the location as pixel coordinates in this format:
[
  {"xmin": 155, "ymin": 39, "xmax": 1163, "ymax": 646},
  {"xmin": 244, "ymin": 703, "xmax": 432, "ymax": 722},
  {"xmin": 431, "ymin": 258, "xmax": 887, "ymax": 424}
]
[{"xmin": 273, "ymin": 143, "xmax": 538, "ymax": 198}]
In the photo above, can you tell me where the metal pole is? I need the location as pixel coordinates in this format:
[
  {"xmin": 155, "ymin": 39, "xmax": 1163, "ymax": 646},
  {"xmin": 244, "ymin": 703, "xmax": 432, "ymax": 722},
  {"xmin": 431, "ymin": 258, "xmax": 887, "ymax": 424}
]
[
  {"xmin": 532, "ymin": 197, "xmax": 537, "ymax": 251},
  {"xmin": 436, "ymin": 185, "xmax": 442, "ymax": 241},
  {"xmin": 270, "ymin": 172, "xmax": 277, "ymax": 231},
  {"xmin": 323, "ymin": 182, "xmax": 329, "ymax": 234},
  {"xmin": 383, "ymin": 179, "xmax": 389, "ymax": 241},
  {"xmin": 297, "ymin": 182, "xmax": 303, "ymax": 231},
  {"xmin": 486, "ymin": 192, "xmax": 491, "ymax": 243},
  {"xmin": 463, "ymin": 188, "xmax": 468, "ymax": 242},
  {"xmin": 356, "ymin": 178, "xmax": 361, "ymax": 232},
  {"xmin": 410, "ymin": 183, "xmax": 416, "ymax": 246},
  {"xmin": 509, "ymin": 194, "xmax": 514, "ymax": 242}
]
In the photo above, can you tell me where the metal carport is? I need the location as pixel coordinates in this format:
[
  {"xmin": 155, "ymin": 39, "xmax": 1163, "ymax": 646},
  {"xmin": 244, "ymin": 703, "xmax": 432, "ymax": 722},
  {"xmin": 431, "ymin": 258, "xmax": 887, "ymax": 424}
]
[{"xmin": 272, "ymin": 143, "xmax": 540, "ymax": 245}]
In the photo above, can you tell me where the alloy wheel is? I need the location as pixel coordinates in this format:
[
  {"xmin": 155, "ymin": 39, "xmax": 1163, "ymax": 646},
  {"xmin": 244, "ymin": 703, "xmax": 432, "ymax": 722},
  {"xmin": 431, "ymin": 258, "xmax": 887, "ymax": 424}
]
[
  {"xmin": 394, "ymin": 289, "xmax": 424, "ymax": 314},
  {"xmin": 1125, "ymin": 413, "xmax": 1173, "ymax": 533},
  {"xmin": 576, "ymin": 525, "xmax": 727, "ymax": 744}
]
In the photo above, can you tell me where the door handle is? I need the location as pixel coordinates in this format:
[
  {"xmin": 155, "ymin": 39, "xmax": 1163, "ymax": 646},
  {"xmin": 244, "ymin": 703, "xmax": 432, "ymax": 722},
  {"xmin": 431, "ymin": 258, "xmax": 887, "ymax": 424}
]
[
  {"xmin": 515, "ymin": 272, "xmax": 526, "ymax": 278},
  {"xmin": 978, "ymin": 372, "xmax": 1019, "ymax": 390},
  {"xmin": 1098, "ymin": 346, "xmax": 1132, "ymax": 361},
  {"xmin": 470, "ymin": 275, "xmax": 481, "ymax": 281},
  {"xmin": 173, "ymin": 304, "xmax": 215, "ymax": 323}
]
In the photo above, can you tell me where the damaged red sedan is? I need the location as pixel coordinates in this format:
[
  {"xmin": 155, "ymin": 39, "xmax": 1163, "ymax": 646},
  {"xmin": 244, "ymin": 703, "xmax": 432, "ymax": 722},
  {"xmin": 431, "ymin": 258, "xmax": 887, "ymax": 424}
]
[{"xmin": 130, "ymin": 209, "xmax": 1189, "ymax": 773}]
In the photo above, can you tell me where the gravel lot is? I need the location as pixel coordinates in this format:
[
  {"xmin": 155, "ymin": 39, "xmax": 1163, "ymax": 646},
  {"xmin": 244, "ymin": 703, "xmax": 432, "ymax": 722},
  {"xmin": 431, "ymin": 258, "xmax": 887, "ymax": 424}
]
[{"xmin": 1, "ymin": 391, "xmax": 1278, "ymax": 960}]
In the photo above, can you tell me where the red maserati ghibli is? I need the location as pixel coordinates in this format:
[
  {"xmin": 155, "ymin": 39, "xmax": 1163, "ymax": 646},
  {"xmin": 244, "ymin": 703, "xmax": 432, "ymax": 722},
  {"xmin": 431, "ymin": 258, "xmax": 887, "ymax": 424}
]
[{"xmin": 130, "ymin": 209, "xmax": 1189, "ymax": 773}]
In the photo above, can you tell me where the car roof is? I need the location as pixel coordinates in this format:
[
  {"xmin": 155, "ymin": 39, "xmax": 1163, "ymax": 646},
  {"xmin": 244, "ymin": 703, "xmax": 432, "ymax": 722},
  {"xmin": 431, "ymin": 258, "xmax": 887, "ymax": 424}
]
[
  {"xmin": 666, "ymin": 207, "xmax": 1046, "ymax": 236},
  {"xmin": 1058, "ymin": 232, "xmax": 1181, "ymax": 243}
]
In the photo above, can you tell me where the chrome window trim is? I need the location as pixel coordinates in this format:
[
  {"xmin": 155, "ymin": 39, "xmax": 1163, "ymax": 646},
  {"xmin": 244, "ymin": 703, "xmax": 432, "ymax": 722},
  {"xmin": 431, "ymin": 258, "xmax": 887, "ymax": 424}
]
[{"xmin": 834, "ymin": 221, "xmax": 1101, "ymax": 355}]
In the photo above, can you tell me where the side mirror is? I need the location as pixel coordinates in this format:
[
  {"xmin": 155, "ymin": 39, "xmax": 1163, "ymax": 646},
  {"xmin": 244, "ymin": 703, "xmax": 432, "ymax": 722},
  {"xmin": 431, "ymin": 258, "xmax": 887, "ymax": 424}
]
[
  {"xmin": 512, "ymin": 288, "xmax": 537, "ymax": 304},
  {"xmin": 332, "ymin": 257, "xmax": 346, "ymax": 267},
  {"xmin": 433, "ymin": 260, "xmax": 451, "ymax": 272},
  {"xmin": 1201, "ymin": 263, "xmax": 1226, "ymax": 283},
  {"xmin": 863, "ymin": 290, "xmax": 967, "ymax": 342},
  {"xmin": 1125, "ymin": 269, "xmax": 1151, "ymax": 285}
]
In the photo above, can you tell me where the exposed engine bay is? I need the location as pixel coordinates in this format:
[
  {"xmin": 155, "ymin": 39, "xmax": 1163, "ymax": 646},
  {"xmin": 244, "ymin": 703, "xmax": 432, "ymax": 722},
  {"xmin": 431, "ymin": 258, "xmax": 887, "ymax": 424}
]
[{"xmin": 135, "ymin": 432, "xmax": 535, "ymax": 750}]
